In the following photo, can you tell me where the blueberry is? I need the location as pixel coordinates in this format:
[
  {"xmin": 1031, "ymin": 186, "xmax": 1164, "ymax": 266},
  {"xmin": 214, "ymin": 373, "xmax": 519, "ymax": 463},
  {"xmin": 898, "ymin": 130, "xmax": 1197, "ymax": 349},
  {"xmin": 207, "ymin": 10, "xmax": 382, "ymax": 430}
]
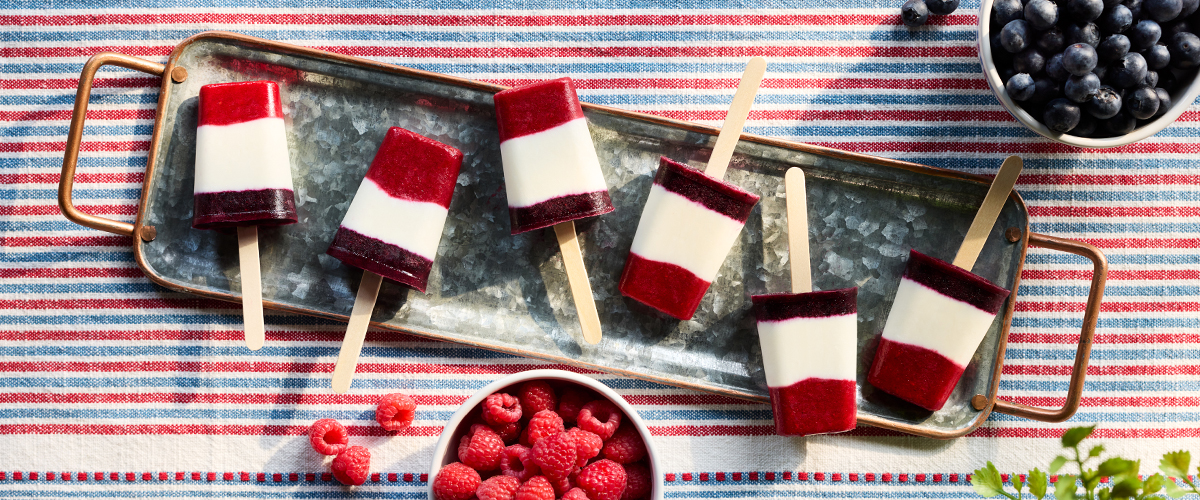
[
  {"xmin": 1127, "ymin": 0, "xmax": 1145, "ymax": 18},
  {"xmin": 1029, "ymin": 77, "xmax": 1064, "ymax": 104},
  {"xmin": 1047, "ymin": 52, "xmax": 1072, "ymax": 81},
  {"xmin": 1065, "ymin": 72, "xmax": 1103, "ymax": 101},
  {"xmin": 1111, "ymin": 52, "xmax": 1150, "ymax": 86},
  {"xmin": 902, "ymin": 0, "xmax": 930, "ymax": 27},
  {"xmin": 1145, "ymin": 0, "xmax": 1184, "ymax": 21},
  {"xmin": 926, "ymin": 0, "xmax": 960, "ymax": 15},
  {"xmin": 1015, "ymin": 48, "xmax": 1048, "ymax": 73},
  {"xmin": 1086, "ymin": 85, "xmax": 1124, "ymax": 117},
  {"xmin": 1007, "ymin": 73, "xmax": 1038, "ymax": 100},
  {"xmin": 1038, "ymin": 26, "xmax": 1069, "ymax": 53},
  {"xmin": 1099, "ymin": 4, "xmax": 1135, "ymax": 32},
  {"xmin": 1001, "ymin": 20, "xmax": 1033, "ymax": 52},
  {"xmin": 1159, "ymin": 68, "xmax": 1180, "ymax": 90},
  {"xmin": 1124, "ymin": 86, "xmax": 1163, "ymax": 117},
  {"xmin": 1129, "ymin": 20, "xmax": 1163, "ymax": 49},
  {"xmin": 1067, "ymin": 0, "xmax": 1108, "ymax": 20},
  {"xmin": 1098, "ymin": 34, "xmax": 1132, "ymax": 62},
  {"xmin": 1094, "ymin": 63, "xmax": 1110, "ymax": 80},
  {"xmin": 994, "ymin": 0, "xmax": 1026, "ymax": 25},
  {"xmin": 1104, "ymin": 110, "xmax": 1139, "ymax": 133},
  {"xmin": 1183, "ymin": 0, "xmax": 1200, "ymax": 17},
  {"xmin": 1026, "ymin": 0, "xmax": 1060, "ymax": 29},
  {"xmin": 1163, "ymin": 19, "xmax": 1193, "ymax": 37},
  {"xmin": 1168, "ymin": 31, "xmax": 1200, "ymax": 67},
  {"xmin": 1145, "ymin": 43, "xmax": 1173, "ymax": 68},
  {"xmin": 1000, "ymin": 65, "xmax": 1019, "ymax": 82},
  {"xmin": 1073, "ymin": 114, "xmax": 1098, "ymax": 135},
  {"xmin": 1153, "ymin": 87, "xmax": 1174, "ymax": 115},
  {"xmin": 1063, "ymin": 43, "xmax": 1101, "ymax": 74},
  {"xmin": 1044, "ymin": 98, "xmax": 1083, "ymax": 132},
  {"xmin": 1142, "ymin": 69, "xmax": 1161, "ymax": 86},
  {"xmin": 1066, "ymin": 23, "xmax": 1102, "ymax": 46}
]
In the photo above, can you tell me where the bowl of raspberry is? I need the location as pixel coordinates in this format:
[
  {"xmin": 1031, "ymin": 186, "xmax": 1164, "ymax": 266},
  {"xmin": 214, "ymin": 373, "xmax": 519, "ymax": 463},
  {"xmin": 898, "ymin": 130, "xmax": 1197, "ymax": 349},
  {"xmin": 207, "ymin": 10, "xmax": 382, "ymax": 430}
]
[
  {"xmin": 980, "ymin": 0, "xmax": 1200, "ymax": 147},
  {"xmin": 429, "ymin": 369, "xmax": 662, "ymax": 500}
]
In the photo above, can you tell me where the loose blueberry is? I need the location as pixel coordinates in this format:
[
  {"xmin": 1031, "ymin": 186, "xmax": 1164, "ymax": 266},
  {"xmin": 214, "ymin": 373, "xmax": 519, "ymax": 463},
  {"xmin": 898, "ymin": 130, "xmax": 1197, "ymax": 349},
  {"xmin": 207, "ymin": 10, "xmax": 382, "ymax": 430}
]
[
  {"xmin": 1153, "ymin": 87, "xmax": 1173, "ymax": 116},
  {"xmin": 1125, "ymin": 86, "xmax": 1162, "ymax": 117},
  {"xmin": 1086, "ymin": 85, "xmax": 1124, "ymax": 117},
  {"xmin": 1047, "ymin": 52, "xmax": 1072, "ymax": 81},
  {"xmin": 1026, "ymin": 0, "xmax": 1060, "ymax": 29},
  {"xmin": 1044, "ymin": 98, "xmax": 1083, "ymax": 132},
  {"xmin": 1111, "ymin": 52, "xmax": 1150, "ymax": 86},
  {"xmin": 1015, "ymin": 48, "xmax": 1048, "ymax": 74},
  {"xmin": 994, "ymin": 0, "xmax": 1026, "ymax": 25},
  {"xmin": 1001, "ymin": 19, "xmax": 1033, "ymax": 52},
  {"xmin": 1065, "ymin": 72, "xmax": 1104, "ymax": 101},
  {"xmin": 1129, "ymin": 19, "xmax": 1163, "ymax": 49},
  {"xmin": 1038, "ymin": 26, "xmax": 1069, "ymax": 53},
  {"xmin": 1145, "ymin": 43, "xmax": 1173, "ymax": 68},
  {"xmin": 1067, "ymin": 0, "xmax": 1108, "ymax": 21},
  {"xmin": 1007, "ymin": 73, "xmax": 1038, "ymax": 100},
  {"xmin": 1104, "ymin": 110, "xmax": 1139, "ymax": 133},
  {"xmin": 926, "ymin": 0, "xmax": 960, "ymax": 15},
  {"xmin": 1098, "ymin": 34, "xmax": 1132, "ymax": 62},
  {"xmin": 1144, "ymin": 0, "xmax": 1184, "ymax": 21},
  {"xmin": 1099, "ymin": 4, "xmax": 1135, "ymax": 32},
  {"xmin": 1066, "ymin": 22, "xmax": 1103, "ymax": 46},
  {"xmin": 1168, "ymin": 31, "xmax": 1200, "ymax": 67},
  {"xmin": 1063, "ymin": 43, "xmax": 1101, "ymax": 74},
  {"xmin": 902, "ymin": 0, "xmax": 930, "ymax": 27}
]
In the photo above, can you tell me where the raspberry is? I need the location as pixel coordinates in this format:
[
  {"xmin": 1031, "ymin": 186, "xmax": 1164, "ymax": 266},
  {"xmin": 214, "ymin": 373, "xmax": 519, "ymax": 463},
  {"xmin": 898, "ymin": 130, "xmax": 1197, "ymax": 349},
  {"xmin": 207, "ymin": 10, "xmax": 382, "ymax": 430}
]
[
  {"xmin": 558, "ymin": 389, "xmax": 592, "ymax": 424},
  {"xmin": 491, "ymin": 420, "xmax": 522, "ymax": 444},
  {"xmin": 330, "ymin": 446, "xmax": 371, "ymax": 486},
  {"xmin": 578, "ymin": 460, "xmax": 627, "ymax": 500},
  {"xmin": 522, "ymin": 410, "xmax": 565, "ymax": 447},
  {"xmin": 514, "ymin": 476, "xmax": 555, "ymax": 500},
  {"xmin": 375, "ymin": 393, "xmax": 417, "ymax": 432},
  {"xmin": 500, "ymin": 444, "xmax": 541, "ymax": 481},
  {"xmin": 531, "ymin": 431, "xmax": 578, "ymax": 481},
  {"xmin": 483, "ymin": 393, "xmax": 522, "ymax": 426},
  {"xmin": 621, "ymin": 464, "xmax": 651, "ymax": 500},
  {"xmin": 577, "ymin": 400, "xmax": 622, "ymax": 440},
  {"xmin": 602, "ymin": 425, "xmax": 646, "ymax": 464},
  {"xmin": 567, "ymin": 428, "xmax": 603, "ymax": 467},
  {"xmin": 433, "ymin": 462, "xmax": 482, "ymax": 500},
  {"xmin": 458, "ymin": 424, "xmax": 505, "ymax": 471},
  {"xmin": 563, "ymin": 487, "xmax": 592, "ymax": 500},
  {"xmin": 518, "ymin": 381, "xmax": 558, "ymax": 416},
  {"xmin": 308, "ymin": 418, "xmax": 349, "ymax": 456},
  {"xmin": 477, "ymin": 474, "xmax": 521, "ymax": 500},
  {"xmin": 551, "ymin": 474, "xmax": 577, "ymax": 496}
]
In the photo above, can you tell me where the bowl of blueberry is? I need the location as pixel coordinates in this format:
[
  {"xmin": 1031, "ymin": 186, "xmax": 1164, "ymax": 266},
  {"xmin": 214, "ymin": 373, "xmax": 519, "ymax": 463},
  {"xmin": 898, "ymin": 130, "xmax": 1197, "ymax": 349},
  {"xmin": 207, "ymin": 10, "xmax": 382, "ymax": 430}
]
[{"xmin": 980, "ymin": 0, "xmax": 1200, "ymax": 147}]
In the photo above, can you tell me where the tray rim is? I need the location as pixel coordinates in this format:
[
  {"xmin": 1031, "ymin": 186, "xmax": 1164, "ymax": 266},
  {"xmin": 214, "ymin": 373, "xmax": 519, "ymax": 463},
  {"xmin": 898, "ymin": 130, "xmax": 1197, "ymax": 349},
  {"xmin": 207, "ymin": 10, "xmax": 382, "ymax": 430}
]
[{"xmin": 131, "ymin": 30, "xmax": 1032, "ymax": 439}]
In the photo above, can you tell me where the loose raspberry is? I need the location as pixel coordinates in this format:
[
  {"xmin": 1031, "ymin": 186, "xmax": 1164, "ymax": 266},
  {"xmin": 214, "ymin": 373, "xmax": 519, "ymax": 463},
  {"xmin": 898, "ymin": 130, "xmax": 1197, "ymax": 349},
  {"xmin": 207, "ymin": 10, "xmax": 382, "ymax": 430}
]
[
  {"xmin": 514, "ymin": 476, "xmax": 555, "ymax": 500},
  {"xmin": 621, "ymin": 464, "xmax": 651, "ymax": 500},
  {"xmin": 476, "ymin": 474, "xmax": 521, "ymax": 500},
  {"xmin": 578, "ymin": 460, "xmax": 627, "ymax": 500},
  {"xmin": 602, "ymin": 424, "xmax": 646, "ymax": 464},
  {"xmin": 375, "ymin": 393, "xmax": 417, "ymax": 432},
  {"xmin": 500, "ymin": 444, "xmax": 541, "ymax": 481},
  {"xmin": 567, "ymin": 428, "xmax": 603, "ymax": 467},
  {"xmin": 522, "ymin": 410, "xmax": 565, "ymax": 447},
  {"xmin": 563, "ymin": 487, "xmax": 591, "ymax": 500},
  {"xmin": 491, "ymin": 420, "xmax": 522, "ymax": 444},
  {"xmin": 433, "ymin": 462, "xmax": 482, "ymax": 500},
  {"xmin": 518, "ymin": 380, "xmax": 559, "ymax": 416},
  {"xmin": 309, "ymin": 418, "xmax": 349, "ymax": 456},
  {"xmin": 483, "ymin": 393, "xmax": 522, "ymax": 426},
  {"xmin": 459, "ymin": 424, "xmax": 505, "ymax": 471},
  {"xmin": 531, "ymin": 431, "xmax": 578, "ymax": 481},
  {"xmin": 330, "ymin": 445, "xmax": 371, "ymax": 486},
  {"xmin": 577, "ymin": 400, "xmax": 622, "ymax": 440},
  {"xmin": 558, "ymin": 389, "xmax": 593, "ymax": 424}
]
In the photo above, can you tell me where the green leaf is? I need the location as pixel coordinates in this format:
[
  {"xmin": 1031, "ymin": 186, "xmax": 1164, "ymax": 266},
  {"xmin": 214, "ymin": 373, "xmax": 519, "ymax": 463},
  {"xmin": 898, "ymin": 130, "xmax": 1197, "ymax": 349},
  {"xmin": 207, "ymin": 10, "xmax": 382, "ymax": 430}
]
[
  {"xmin": 1099, "ymin": 487, "xmax": 1112, "ymax": 500},
  {"xmin": 1143, "ymin": 473, "xmax": 1165, "ymax": 495},
  {"xmin": 1110, "ymin": 477, "xmax": 1141, "ymax": 499},
  {"xmin": 1028, "ymin": 469, "xmax": 1048, "ymax": 500},
  {"xmin": 1090, "ymin": 445, "xmax": 1107, "ymax": 458},
  {"xmin": 1099, "ymin": 458, "xmax": 1134, "ymax": 478},
  {"xmin": 1160, "ymin": 451, "xmax": 1192, "ymax": 479},
  {"xmin": 1057, "ymin": 475, "xmax": 1079, "ymax": 500},
  {"xmin": 1013, "ymin": 474, "xmax": 1025, "ymax": 494},
  {"xmin": 1051, "ymin": 456, "xmax": 1069, "ymax": 475},
  {"xmin": 972, "ymin": 462, "xmax": 1008, "ymax": 498},
  {"xmin": 1063, "ymin": 426, "xmax": 1097, "ymax": 448},
  {"xmin": 1163, "ymin": 480, "xmax": 1187, "ymax": 499}
]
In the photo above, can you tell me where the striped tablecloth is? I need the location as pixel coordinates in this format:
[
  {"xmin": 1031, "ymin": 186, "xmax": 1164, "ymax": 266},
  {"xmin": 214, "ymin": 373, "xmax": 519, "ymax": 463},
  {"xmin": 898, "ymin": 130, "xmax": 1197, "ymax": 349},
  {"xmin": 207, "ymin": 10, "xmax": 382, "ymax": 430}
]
[{"xmin": 2, "ymin": 1, "xmax": 1197, "ymax": 498}]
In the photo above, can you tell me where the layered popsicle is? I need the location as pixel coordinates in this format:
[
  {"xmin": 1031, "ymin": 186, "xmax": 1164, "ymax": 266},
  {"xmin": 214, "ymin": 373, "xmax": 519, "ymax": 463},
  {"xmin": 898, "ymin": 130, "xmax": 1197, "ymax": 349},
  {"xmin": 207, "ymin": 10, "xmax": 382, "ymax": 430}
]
[
  {"xmin": 193, "ymin": 80, "xmax": 297, "ymax": 230},
  {"xmin": 493, "ymin": 77, "xmax": 614, "ymax": 235},
  {"xmin": 866, "ymin": 250, "xmax": 1009, "ymax": 411},
  {"xmin": 326, "ymin": 126, "xmax": 464, "ymax": 293},
  {"xmin": 619, "ymin": 156, "xmax": 760, "ymax": 320}
]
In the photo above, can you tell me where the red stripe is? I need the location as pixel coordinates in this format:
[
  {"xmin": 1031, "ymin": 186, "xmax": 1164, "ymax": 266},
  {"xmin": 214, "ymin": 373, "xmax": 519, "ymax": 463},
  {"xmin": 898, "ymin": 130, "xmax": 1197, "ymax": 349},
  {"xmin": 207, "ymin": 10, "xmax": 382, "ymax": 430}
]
[
  {"xmin": 0, "ymin": 77, "xmax": 157, "ymax": 90},
  {"xmin": 0, "ymin": 172, "xmax": 144, "ymax": 184},
  {"xmin": 1022, "ymin": 269, "xmax": 1200, "ymax": 281},
  {"xmin": 1021, "ymin": 174, "xmax": 1200, "ymax": 186},
  {"xmin": 967, "ymin": 427, "xmax": 1200, "ymax": 439},
  {"xmin": 0, "ymin": 360, "xmax": 603, "ymax": 376},
  {"xmin": 0, "ymin": 267, "xmax": 142, "ymax": 279},
  {"xmin": 1014, "ymin": 301, "xmax": 1200, "ymax": 313},
  {"xmin": 1003, "ymin": 364, "xmax": 1200, "ymax": 376},
  {"xmin": 809, "ymin": 141, "xmax": 1200, "ymax": 155},
  {"xmin": 0, "ymin": 235, "xmax": 133, "ymax": 247},
  {"xmin": 1008, "ymin": 332, "xmax": 1200, "ymax": 344},
  {"xmin": 488, "ymin": 77, "xmax": 989, "ymax": 90},
  {"xmin": 0, "ymin": 109, "xmax": 154, "ymax": 122},
  {"xmin": 0, "ymin": 392, "xmax": 467, "ymax": 406},
  {"xmin": 1030, "ymin": 206, "xmax": 1200, "ymax": 218},
  {"xmin": 0, "ymin": 298, "xmax": 236, "ymax": 310},
  {"xmin": 0, "ymin": 204, "xmax": 136, "ymax": 216},
  {"xmin": 1008, "ymin": 395, "xmax": 1200, "ymax": 407},
  {"xmin": 652, "ymin": 109, "xmax": 1014, "ymax": 122},
  {"xmin": 0, "ymin": 423, "xmax": 442, "ymax": 436},
  {"xmin": 1073, "ymin": 238, "xmax": 1200, "ymax": 249},
  {"xmin": 0, "ymin": 141, "xmax": 149, "ymax": 153}
]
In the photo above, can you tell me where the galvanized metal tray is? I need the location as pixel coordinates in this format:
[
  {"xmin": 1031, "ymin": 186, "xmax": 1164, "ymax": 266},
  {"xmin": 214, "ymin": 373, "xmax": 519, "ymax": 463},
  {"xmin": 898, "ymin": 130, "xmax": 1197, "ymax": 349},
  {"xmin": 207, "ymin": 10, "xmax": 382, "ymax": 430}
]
[{"xmin": 59, "ymin": 31, "xmax": 1106, "ymax": 439}]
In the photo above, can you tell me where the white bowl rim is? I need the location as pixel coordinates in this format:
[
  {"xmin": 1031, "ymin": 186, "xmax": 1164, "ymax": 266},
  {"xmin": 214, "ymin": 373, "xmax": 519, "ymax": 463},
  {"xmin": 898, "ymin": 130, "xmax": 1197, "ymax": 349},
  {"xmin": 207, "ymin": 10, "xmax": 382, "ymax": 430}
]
[
  {"xmin": 978, "ymin": 0, "xmax": 1200, "ymax": 148},
  {"xmin": 427, "ymin": 369, "xmax": 664, "ymax": 500}
]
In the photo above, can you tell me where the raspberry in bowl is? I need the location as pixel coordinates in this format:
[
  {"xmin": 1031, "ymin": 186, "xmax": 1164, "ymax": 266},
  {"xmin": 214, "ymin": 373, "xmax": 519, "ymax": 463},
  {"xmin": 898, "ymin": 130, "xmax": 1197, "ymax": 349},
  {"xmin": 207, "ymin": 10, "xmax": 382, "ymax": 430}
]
[{"xmin": 429, "ymin": 369, "xmax": 662, "ymax": 500}]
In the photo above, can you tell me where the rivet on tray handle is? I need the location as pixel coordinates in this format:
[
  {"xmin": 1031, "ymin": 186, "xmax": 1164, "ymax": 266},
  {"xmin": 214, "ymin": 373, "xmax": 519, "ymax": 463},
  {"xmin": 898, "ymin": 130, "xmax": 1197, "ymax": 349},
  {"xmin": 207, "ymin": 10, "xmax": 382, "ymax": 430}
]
[
  {"xmin": 978, "ymin": 232, "xmax": 1108, "ymax": 422},
  {"xmin": 59, "ymin": 52, "xmax": 166, "ymax": 238}
]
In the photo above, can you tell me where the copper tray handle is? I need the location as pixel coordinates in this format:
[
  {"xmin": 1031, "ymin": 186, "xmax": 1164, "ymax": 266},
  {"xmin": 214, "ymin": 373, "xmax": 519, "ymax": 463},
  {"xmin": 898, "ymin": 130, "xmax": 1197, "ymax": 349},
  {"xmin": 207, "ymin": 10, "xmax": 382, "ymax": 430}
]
[
  {"xmin": 59, "ymin": 52, "xmax": 166, "ymax": 238},
  {"xmin": 985, "ymin": 232, "xmax": 1108, "ymax": 422}
]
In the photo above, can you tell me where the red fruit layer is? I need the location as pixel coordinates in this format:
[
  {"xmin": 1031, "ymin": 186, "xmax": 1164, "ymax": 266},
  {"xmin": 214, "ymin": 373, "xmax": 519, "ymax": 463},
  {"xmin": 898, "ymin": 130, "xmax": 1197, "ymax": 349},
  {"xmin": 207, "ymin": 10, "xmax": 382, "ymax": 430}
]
[
  {"xmin": 365, "ymin": 127, "xmax": 463, "ymax": 208},
  {"xmin": 903, "ymin": 250, "xmax": 1010, "ymax": 314},
  {"xmin": 326, "ymin": 227, "xmax": 433, "ymax": 292},
  {"xmin": 867, "ymin": 337, "xmax": 965, "ymax": 411},
  {"xmin": 493, "ymin": 77, "xmax": 585, "ymax": 141},
  {"xmin": 618, "ymin": 252, "xmax": 710, "ymax": 320},
  {"xmin": 509, "ymin": 190, "xmax": 614, "ymax": 235},
  {"xmin": 751, "ymin": 287, "xmax": 858, "ymax": 321},
  {"xmin": 767, "ymin": 377, "xmax": 856, "ymax": 437},
  {"xmin": 198, "ymin": 81, "xmax": 283, "ymax": 127},
  {"xmin": 192, "ymin": 188, "xmax": 297, "ymax": 230},
  {"xmin": 654, "ymin": 156, "xmax": 759, "ymax": 223}
]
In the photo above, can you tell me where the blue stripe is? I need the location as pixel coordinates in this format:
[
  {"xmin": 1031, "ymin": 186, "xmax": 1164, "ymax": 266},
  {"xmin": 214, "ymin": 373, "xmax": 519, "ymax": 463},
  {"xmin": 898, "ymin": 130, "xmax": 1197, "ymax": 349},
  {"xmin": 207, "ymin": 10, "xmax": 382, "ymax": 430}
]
[
  {"xmin": 0, "ymin": 188, "xmax": 141, "ymax": 200},
  {"xmin": 586, "ymin": 93, "xmax": 997, "ymax": 107},
  {"xmin": 0, "ymin": 251, "xmax": 133, "ymax": 263},
  {"xmin": 0, "ymin": 93, "xmax": 157, "ymax": 107},
  {"xmin": 0, "ymin": 157, "xmax": 147, "ymax": 170},
  {"xmin": 0, "ymin": 125, "xmax": 153, "ymax": 138},
  {"xmin": 1005, "ymin": 347, "xmax": 1200, "ymax": 360},
  {"xmin": 0, "ymin": 344, "xmax": 514, "ymax": 359},
  {"xmin": 1010, "ymin": 316, "xmax": 1200, "ymax": 329},
  {"xmin": 1025, "ymin": 252, "xmax": 1200, "ymax": 267},
  {"xmin": 1017, "ymin": 284, "xmax": 1200, "ymax": 296},
  {"xmin": 910, "ymin": 157, "xmax": 1200, "ymax": 172},
  {"xmin": 0, "ymin": 487, "xmax": 426, "ymax": 499},
  {"xmin": 988, "ymin": 411, "xmax": 1200, "ymax": 423},
  {"xmin": 1021, "ymin": 190, "xmax": 1200, "ymax": 202},
  {"xmin": 0, "ymin": 283, "xmax": 158, "ymax": 294},
  {"xmin": 1000, "ymin": 379, "xmax": 1200, "ymax": 392},
  {"xmin": 1029, "ymin": 221, "xmax": 1200, "ymax": 234},
  {"xmin": 0, "ymin": 375, "xmax": 490, "ymax": 390}
]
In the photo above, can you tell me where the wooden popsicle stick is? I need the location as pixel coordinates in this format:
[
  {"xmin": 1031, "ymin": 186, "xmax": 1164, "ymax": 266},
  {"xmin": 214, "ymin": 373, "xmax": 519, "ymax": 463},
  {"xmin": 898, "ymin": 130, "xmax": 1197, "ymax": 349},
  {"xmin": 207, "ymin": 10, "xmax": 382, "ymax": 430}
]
[
  {"xmin": 330, "ymin": 270, "xmax": 383, "ymax": 394},
  {"xmin": 952, "ymin": 155, "xmax": 1024, "ymax": 271},
  {"xmin": 554, "ymin": 220, "xmax": 603, "ymax": 345},
  {"xmin": 704, "ymin": 56, "xmax": 767, "ymax": 180},
  {"xmin": 784, "ymin": 168, "xmax": 812, "ymax": 294},
  {"xmin": 236, "ymin": 225, "xmax": 265, "ymax": 351}
]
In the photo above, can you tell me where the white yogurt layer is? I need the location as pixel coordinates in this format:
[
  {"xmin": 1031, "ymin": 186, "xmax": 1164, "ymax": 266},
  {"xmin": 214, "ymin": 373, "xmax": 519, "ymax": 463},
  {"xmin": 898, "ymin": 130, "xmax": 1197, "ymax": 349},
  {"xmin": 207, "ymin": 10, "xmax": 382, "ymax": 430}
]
[
  {"xmin": 880, "ymin": 278, "xmax": 1001, "ymax": 367},
  {"xmin": 194, "ymin": 118, "xmax": 294, "ymax": 194},
  {"xmin": 628, "ymin": 184, "xmax": 747, "ymax": 281},
  {"xmin": 499, "ymin": 118, "xmax": 608, "ymax": 208},
  {"xmin": 339, "ymin": 178, "xmax": 449, "ymax": 261},
  {"xmin": 756, "ymin": 313, "xmax": 857, "ymax": 387}
]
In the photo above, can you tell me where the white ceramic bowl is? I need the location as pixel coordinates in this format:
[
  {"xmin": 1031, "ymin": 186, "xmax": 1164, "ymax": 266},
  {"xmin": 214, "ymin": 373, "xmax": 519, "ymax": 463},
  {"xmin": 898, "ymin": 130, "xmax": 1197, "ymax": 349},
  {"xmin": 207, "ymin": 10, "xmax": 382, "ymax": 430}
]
[
  {"xmin": 428, "ymin": 369, "xmax": 663, "ymax": 500},
  {"xmin": 978, "ymin": 0, "xmax": 1200, "ymax": 148}
]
